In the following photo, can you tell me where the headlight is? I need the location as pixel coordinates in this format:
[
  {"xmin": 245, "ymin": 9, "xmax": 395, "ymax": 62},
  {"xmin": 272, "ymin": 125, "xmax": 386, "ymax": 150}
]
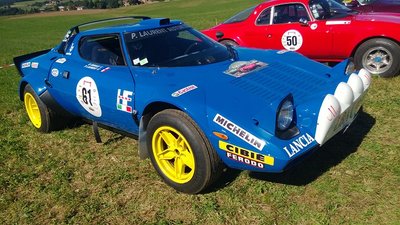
[
  {"xmin": 277, "ymin": 100, "xmax": 294, "ymax": 131},
  {"xmin": 345, "ymin": 59, "xmax": 355, "ymax": 76}
]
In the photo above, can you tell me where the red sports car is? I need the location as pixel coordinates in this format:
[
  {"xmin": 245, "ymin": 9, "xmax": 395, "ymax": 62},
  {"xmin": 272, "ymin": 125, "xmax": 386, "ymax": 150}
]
[
  {"xmin": 339, "ymin": 0, "xmax": 400, "ymax": 13},
  {"xmin": 203, "ymin": 0, "xmax": 400, "ymax": 77}
]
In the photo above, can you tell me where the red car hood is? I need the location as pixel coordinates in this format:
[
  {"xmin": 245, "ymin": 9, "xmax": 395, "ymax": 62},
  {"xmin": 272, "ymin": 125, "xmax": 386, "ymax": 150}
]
[{"xmin": 353, "ymin": 12, "xmax": 400, "ymax": 23}]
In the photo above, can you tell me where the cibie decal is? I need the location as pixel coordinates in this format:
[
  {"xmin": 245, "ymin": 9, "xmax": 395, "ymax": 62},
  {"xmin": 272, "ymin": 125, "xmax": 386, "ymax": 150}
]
[
  {"xmin": 283, "ymin": 133, "xmax": 315, "ymax": 158},
  {"xmin": 219, "ymin": 141, "xmax": 274, "ymax": 169},
  {"xmin": 171, "ymin": 85, "xmax": 198, "ymax": 97},
  {"xmin": 281, "ymin": 29, "xmax": 303, "ymax": 51},
  {"xmin": 326, "ymin": 21, "xmax": 351, "ymax": 25},
  {"xmin": 51, "ymin": 68, "xmax": 59, "ymax": 77},
  {"xmin": 213, "ymin": 114, "xmax": 266, "ymax": 151},
  {"xmin": 224, "ymin": 60, "xmax": 268, "ymax": 77},
  {"xmin": 116, "ymin": 89, "xmax": 133, "ymax": 113},
  {"xmin": 56, "ymin": 58, "xmax": 67, "ymax": 64},
  {"xmin": 76, "ymin": 76, "xmax": 102, "ymax": 117}
]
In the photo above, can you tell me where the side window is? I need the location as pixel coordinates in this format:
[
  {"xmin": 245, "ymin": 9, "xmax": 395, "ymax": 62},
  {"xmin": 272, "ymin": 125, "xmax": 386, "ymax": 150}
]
[
  {"xmin": 79, "ymin": 35, "xmax": 125, "ymax": 66},
  {"xmin": 273, "ymin": 4, "xmax": 309, "ymax": 24},
  {"xmin": 256, "ymin": 8, "xmax": 272, "ymax": 25}
]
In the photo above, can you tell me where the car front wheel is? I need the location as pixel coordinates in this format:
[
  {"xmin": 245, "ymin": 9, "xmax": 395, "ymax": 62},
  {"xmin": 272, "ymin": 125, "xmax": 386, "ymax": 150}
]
[
  {"xmin": 354, "ymin": 38, "xmax": 400, "ymax": 78},
  {"xmin": 147, "ymin": 109, "xmax": 222, "ymax": 194}
]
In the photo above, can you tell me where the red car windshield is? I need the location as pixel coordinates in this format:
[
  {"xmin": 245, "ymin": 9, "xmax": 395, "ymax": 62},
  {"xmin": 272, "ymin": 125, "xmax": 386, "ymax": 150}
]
[{"xmin": 310, "ymin": 0, "xmax": 355, "ymax": 19}]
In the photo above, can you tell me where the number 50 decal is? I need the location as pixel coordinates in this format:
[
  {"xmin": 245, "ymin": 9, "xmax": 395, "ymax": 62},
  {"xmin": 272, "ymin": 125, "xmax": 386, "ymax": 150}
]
[
  {"xmin": 76, "ymin": 76, "xmax": 102, "ymax": 117},
  {"xmin": 281, "ymin": 29, "xmax": 303, "ymax": 51}
]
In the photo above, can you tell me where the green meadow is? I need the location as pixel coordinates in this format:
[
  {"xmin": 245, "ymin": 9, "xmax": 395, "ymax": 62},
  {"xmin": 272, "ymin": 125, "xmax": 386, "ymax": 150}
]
[{"xmin": 0, "ymin": 0, "xmax": 399, "ymax": 224}]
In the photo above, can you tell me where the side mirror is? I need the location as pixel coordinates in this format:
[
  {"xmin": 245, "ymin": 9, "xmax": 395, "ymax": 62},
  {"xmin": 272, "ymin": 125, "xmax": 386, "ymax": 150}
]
[
  {"xmin": 216, "ymin": 31, "xmax": 224, "ymax": 40},
  {"xmin": 299, "ymin": 18, "xmax": 309, "ymax": 26}
]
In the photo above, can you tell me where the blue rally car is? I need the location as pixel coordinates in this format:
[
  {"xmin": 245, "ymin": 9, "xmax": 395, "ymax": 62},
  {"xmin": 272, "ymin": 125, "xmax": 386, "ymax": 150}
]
[{"xmin": 14, "ymin": 16, "xmax": 371, "ymax": 194}]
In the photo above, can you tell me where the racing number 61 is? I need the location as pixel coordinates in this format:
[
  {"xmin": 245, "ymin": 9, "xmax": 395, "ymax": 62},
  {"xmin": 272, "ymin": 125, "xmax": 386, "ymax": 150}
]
[{"xmin": 82, "ymin": 88, "xmax": 93, "ymax": 106}]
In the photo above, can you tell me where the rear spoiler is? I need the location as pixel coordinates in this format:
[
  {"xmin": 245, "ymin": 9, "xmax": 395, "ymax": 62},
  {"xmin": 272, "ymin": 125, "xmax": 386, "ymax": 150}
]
[{"xmin": 13, "ymin": 49, "xmax": 50, "ymax": 76}]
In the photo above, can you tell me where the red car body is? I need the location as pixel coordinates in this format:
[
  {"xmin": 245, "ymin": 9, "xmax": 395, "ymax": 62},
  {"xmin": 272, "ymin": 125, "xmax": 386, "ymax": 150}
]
[
  {"xmin": 342, "ymin": 0, "xmax": 400, "ymax": 13},
  {"xmin": 203, "ymin": 0, "xmax": 400, "ymax": 77}
]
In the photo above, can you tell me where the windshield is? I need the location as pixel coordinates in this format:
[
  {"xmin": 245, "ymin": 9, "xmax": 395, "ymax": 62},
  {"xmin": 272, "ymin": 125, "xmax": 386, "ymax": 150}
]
[
  {"xmin": 124, "ymin": 24, "xmax": 232, "ymax": 67},
  {"xmin": 224, "ymin": 6, "xmax": 256, "ymax": 24},
  {"xmin": 309, "ymin": 0, "xmax": 355, "ymax": 20}
]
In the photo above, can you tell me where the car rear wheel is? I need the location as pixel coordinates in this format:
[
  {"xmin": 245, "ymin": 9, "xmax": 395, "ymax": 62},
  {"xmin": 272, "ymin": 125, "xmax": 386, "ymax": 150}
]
[
  {"xmin": 23, "ymin": 85, "xmax": 52, "ymax": 132},
  {"xmin": 354, "ymin": 38, "xmax": 400, "ymax": 78},
  {"xmin": 147, "ymin": 109, "xmax": 223, "ymax": 194},
  {"xmin": 220, "ymin": 39, "xmax": 238, "ymax": 47}
]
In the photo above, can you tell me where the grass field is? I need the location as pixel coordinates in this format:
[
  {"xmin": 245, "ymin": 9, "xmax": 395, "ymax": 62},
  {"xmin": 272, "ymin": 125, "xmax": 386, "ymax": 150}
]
[{"xmin": 1, "ymin": 0, "xmax": 399, "ymax": 224}]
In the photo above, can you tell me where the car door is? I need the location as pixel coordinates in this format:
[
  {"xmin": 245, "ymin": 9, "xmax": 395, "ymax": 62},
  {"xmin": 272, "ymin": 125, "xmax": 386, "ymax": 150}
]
[
  {"xmin": 252, "ymin": 3, "xmax": 332, "ymax": 59},
  {"xmin": 47, "ymin": 33, "xmax": 139, "ymax": 134}
]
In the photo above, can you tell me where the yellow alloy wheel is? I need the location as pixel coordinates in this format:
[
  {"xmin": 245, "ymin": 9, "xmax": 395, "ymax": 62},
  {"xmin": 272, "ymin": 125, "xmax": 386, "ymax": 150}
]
[
  {"xmin": 152, "ymin": 126, "xmax": 195, "ymax": 184},
  {"xmin": 24, "ymin": 92, "xmax": 42, "ymax": 128}
]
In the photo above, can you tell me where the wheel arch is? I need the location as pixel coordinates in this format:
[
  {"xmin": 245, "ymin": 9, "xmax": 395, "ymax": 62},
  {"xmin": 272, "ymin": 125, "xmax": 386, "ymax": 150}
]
[{"xmin": 350, "ymin": 36, "xmax": 400, "ymax": 58}]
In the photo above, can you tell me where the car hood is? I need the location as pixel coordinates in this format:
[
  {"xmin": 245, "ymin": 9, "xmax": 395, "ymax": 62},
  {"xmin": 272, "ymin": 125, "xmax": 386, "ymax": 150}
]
[
  {"xmin": 353, "ymin": 12, "xmax": 400, "ymax": 23},
  {"xmin": 147, "ymin": 48, "xmax": 341, "ymax": 135}
]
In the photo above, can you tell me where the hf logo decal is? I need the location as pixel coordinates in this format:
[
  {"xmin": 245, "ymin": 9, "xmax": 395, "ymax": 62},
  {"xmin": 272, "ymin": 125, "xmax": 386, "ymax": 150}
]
[
  {"xmin": 219, "ymin": 141, "xmax": 274, "ymax": 169},
  {"xmin": 116, "ymin": 89, "xmax": 133, "ymax": 113}
]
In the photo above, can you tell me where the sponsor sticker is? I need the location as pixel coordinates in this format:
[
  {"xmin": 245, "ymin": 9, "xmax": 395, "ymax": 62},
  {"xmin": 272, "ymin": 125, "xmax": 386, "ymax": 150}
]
[
  {"xmin": 21, "ymin": 62, "xmax": 31, "ymax": 69},
  {"xmin": 84, "ymin": 63, "xmax": 110, "ymax": 73},
  {"xmin": 76, "ymin": 76, "xmax": 102, "ymax": 117},
  {"xmin": 283, "ymin": 133, "xmax": 315, "ymax": 158},
  {"xmin": 224, "ymin": 60, "xmax": 268, "ymax": 77},
  {"xmin": 31, "ymin": 62, "xmax": 39, "ymax": 69},
  {"xmin": 277, "ymin": 50, "xmax": 289, "ymax": 54},
  {"xmin": 213, "ymin": 114, "xmax": 266, "ymax": 151},
  {"xmin": 219, "ymin": 141, "xmax": 274, "ymax": 168},
  {"xmin": 56, "ymin": 58, "xmax": 67, "ymax": 64},
  {"xmin": 116, "ymin": 89, "xmax": 133, "ymax": 113},
  {"xmin": 171, "ymin": 85, "xmax": 198, "ymax": 97},
  {"xmin": 281, "ymin": 29, "xmax": 303, "ymax": 51},
  {"xmin": 51, "ymin": 68, "xmax": 59, "ymax": 77}
]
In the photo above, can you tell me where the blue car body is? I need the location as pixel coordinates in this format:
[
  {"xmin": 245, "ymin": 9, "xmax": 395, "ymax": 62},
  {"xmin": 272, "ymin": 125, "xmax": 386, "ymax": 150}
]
[{"xmin": 14, "ymin": 17, "xmax": 371, "ymax": 175}]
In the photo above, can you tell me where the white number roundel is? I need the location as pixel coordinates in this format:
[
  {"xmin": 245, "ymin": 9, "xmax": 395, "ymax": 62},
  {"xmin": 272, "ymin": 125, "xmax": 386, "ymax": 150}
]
[
  {"xmin": 281, "ymin": 29, "xmax": 303, "ymax": 51},
  {"xmin": 76, "ymin": 76, "xmax": 102, "ymax": 117}
]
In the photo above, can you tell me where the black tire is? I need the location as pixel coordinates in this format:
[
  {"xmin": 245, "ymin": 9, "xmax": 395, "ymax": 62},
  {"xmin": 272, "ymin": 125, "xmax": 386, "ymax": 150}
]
[
  {"xmin": 354, "ymin": 38, "xmax": 400, "ymax": 78},
  {"xmin": 23, "ymin": 85, "xmax": 52, "ymax": 132},
  {"xmin": 146, "ymin": 109, "xmax": 223, "ymax": 194},
  {"xmin": 220, "ymin": 39, "xmax": 239, "ymax": 47}
]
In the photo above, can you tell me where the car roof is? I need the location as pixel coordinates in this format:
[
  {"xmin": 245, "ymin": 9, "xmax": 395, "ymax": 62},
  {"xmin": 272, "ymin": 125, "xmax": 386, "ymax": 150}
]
[{"xmin": 70, "ymin": 17, "xmax": 184, "ymax": 36}]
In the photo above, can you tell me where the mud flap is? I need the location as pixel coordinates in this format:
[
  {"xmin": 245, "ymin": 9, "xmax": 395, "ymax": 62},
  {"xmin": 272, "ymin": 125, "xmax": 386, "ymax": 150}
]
[{"xmin": 138, "ymin": 117, "xmax": 149, "ymax": 159}]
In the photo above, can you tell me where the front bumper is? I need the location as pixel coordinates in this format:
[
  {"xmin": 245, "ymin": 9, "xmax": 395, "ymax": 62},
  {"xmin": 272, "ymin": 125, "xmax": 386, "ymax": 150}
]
[{"xmin": 315, "ymin": 69, "xmax": 371, "ymax": 145}]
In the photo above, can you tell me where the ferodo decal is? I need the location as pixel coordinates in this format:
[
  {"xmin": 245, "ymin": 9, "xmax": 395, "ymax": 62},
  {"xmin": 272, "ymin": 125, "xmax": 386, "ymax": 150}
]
[
  {"xmin": 21, "ymin": 62, "xmax": 31, "ymax": 69},
  {"xmin": 213, "ymin": 114, "xmax": 266, "ymax": 151},
  {"xmin": 116, "ymin": 89, "xmax": 133, "ymax": 113},
  {"xmin": 281, "ymin": 30, "xmax": 303, "ymax": 51},
  {"xmin": 224, "ymin": 60, "xmax": 267, "ymax": 77},
  {"xmin": 76, "ymin": 76, "xmax": 102, "ymax": 117},
  {"xmin": 219, "ymin": 141, "xmax": 274, "ymax": 169},
  {"xmin": 171, "ymin": 84, "xmax": 198, "ymax": 97},
  {"xmin": 283, "ymin": 133, "xmax": 315, "ymax": 158}
]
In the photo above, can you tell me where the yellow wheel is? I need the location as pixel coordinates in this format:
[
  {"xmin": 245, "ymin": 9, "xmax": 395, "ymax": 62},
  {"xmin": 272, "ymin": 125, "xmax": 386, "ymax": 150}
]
[
  {"xmin": 152, "ymin": 126, "xmax": 195, "ymax": 184},
  {"xmin": 147, "ymin": 109, "xmax": 223, "ymax": 194},
  {"xmin": 23, "ymin": 85, "xmax": 51, "ymax": 132},
  {"xmin": 24, "ymin": 92, "xmax": 42, "ymax": 128}
]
